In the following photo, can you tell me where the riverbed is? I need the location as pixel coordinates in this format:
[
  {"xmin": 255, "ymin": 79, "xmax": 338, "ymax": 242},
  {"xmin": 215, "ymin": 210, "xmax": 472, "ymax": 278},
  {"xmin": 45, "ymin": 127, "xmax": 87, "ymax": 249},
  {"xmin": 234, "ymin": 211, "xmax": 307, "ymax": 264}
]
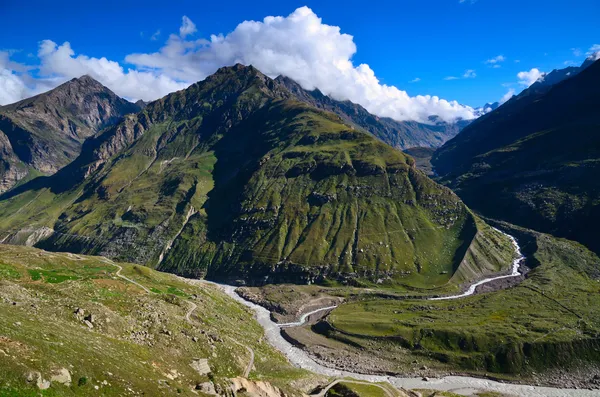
[{"xmin": 203, "ymin": 229, "xmax": 598, "ymax": 396}]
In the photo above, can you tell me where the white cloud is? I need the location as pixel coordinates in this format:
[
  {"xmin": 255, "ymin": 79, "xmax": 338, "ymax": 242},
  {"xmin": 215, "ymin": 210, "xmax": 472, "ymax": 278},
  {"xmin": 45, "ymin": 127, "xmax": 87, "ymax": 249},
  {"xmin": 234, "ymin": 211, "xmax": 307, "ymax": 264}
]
[
  {"xmin": 444, "ymin": 69, "xmax": 475, "ymax": 81},
  {"xmin": 564, "ymin": 60, "xmax": 576, "ymax": 66},
  {"xmin": 0, "ymin": 7, "xmax": 477, "ymax": 123},
  {"xmin": 179, "ymin": 16, "xmax": 197, "ymax": 38},
  {"xmin": 409, "ymin": 77, "xmax": 421, "ymax": 83},
  {"xmin": 0, "ymin": 69, "xmax": 29, "ymax": 105},
  {"xmin": 0, "ymin": 41, "xmax": 188, "ymax": 105},
  {"xmin": 587, "ymin": 44, "xmax": 600, "ymax": 61},
  {"xmin": 492, "ymin": 64, "xmax": 501, "ymax": 69},
  {"xmin": 151, "ymin": 30, "xmax": 161, "ymax": 41},
  {"xmin": 500, "ymin": 88, "xmax": 515, "ymax": 104},
  {"xmin": 514, "ymin": 59, "xmax": 520, "ymax": 63},
  {"xmin": 572, "ymin": 48, "xmax": 582, "ymax": 57},
  {"xmin": 124, "ymin": 7, "xmax": 476, "ymax": 123},
  {"xmin": 485, "ymin": 55, "xmax": 505, "ymax": 64},
  {"xmin": 517, "ymin": 68, "xmax": 545, "ymax": 87}
]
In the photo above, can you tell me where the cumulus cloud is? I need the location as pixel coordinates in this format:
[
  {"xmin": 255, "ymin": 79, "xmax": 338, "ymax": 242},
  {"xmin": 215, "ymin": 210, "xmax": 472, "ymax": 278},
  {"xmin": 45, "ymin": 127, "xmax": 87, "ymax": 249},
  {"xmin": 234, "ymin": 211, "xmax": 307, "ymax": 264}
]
[
  {"xmin": 124, "ymin": 7, "xmax": 476, "ymax": 123},
  {"xmin": 517, "ymin": 68, "xmax": 545, "ymax": 87},
  {"xmin": 0, "ymin": 7, "xmax": 477, "ymax": 123},
  {"xmin": 0, "ymin": 51, "xmax": 34, "ymax": 104},
  {"xmin": 0, "ymin": 41, "xmax": 188, "ymax": 105},
  {"xmin": 179, "ymin": 16, "xmax": 197, "ymax": 37}
]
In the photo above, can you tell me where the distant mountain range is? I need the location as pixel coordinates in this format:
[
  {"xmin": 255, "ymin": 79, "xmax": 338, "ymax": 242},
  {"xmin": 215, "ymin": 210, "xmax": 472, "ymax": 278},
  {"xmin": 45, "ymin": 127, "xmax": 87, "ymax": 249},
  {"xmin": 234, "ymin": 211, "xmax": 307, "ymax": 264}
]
[
  {"xmin": 0, "ymin": 76, "xmax": 141, "ymax": 192},
  {"xmin": 433, "ymin": 56, "xmax": 600, "ymax": 254},
  {"xmin": 276, "ymin": 76, "xmax": 469, "ymax": 150},
  {"xmin": 0, "ymin": 71, "xmax": 474, "ymax": 196},
  {"xmin": 0, "ymin": 64, "xmax": 510, "ymax": 286}
]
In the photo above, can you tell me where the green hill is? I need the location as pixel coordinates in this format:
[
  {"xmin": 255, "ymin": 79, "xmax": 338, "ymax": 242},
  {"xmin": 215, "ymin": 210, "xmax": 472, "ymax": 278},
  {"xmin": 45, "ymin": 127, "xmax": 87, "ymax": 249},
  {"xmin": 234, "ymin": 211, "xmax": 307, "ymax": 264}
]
[
  {"xmin": 0, "ymin": 65, "xmax": 512, "ymax": 287},
  {"xmin": 433, "ymin": 59, "xmax": 600, "ymax": 255},
  {"xmin": 0, "ymin": 244, "xmax": 313, "ymax": 396}
]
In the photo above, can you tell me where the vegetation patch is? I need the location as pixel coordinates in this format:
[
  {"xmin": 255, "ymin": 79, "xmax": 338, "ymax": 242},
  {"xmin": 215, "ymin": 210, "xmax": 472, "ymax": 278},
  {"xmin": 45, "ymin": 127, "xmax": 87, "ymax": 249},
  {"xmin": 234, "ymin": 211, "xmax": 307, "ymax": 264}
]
[{"xmin": 327, "ymin": 226, "xmax": 600, "ymax": 374}]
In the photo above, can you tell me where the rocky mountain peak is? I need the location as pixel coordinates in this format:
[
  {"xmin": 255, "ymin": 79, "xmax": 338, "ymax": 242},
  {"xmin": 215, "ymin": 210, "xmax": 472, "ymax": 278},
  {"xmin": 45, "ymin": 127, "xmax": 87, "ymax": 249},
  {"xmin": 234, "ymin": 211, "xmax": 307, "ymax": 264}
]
[{"xmin": 0, "ymin": 75, "xmax": 142, "ymax": 192}]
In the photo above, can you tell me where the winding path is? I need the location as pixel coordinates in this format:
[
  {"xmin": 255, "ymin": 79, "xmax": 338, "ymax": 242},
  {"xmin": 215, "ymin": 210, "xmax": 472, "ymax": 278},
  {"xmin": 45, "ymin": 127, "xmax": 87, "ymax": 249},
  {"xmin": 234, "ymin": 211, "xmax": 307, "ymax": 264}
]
[
  {"xmin": 102, "ymin": 258, "xmax": 256, "ymax": 378},
  {"xmin": 312, "ymin": 379, "xmax": 398, "ymax": 397},
  {"xmin": 100, "ymin": 257, "xmax": 151, "ymax": 293}
]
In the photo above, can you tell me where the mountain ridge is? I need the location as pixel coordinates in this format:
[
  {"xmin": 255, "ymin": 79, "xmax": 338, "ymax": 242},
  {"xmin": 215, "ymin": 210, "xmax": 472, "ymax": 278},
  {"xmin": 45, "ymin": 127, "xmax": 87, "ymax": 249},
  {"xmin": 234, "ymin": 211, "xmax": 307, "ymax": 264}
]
[
  {"xmin": 432, "ymin": 58, "xmax": 600, "ymax": 254},
  {"xmin": 0, "ymin": 76, "xmax": 141, "ymax": 192},
  {"xmin": 0, "ymin": 64, "xmax": 512, "ymax": 287},
  {"xmin": 275, "ymin": 75, "xmax": 468, "ymax": 150}
]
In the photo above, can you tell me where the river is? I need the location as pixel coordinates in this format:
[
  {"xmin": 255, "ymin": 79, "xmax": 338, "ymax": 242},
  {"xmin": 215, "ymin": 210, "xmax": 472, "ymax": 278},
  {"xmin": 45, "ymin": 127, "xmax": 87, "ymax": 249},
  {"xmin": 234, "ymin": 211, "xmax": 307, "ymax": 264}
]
[{"xmin": 204, "ymin": 230, "xmax": 598, "ymax": 396}]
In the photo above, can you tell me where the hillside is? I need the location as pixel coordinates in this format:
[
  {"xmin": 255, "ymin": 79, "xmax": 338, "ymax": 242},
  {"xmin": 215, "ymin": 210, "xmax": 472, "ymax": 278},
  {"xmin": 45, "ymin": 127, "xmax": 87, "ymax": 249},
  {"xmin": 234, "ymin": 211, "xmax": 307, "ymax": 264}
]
[
  {"xmin": 0, "ymin": 76, "xmax": 141, "ymax": 192},
  {"xmin": 0, "ymin": 244, "xmax": 315, "ymax": 396},
  {"xmin": 0, "ymin": 65, "xmax": 512, "ymax": 287},
  {"xmin": 432, "ymin": 59, "xmax": 600, "ymax": 254},
  {"xmin": 275, "ymin": 76, "xmax": 467, "ymax": 150}
]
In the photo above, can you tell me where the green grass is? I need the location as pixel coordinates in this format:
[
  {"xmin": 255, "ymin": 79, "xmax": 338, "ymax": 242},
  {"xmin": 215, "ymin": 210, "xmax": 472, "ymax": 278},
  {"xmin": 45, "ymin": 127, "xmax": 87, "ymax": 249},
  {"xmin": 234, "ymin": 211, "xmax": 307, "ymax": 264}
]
[
  {"xmin": 0, "ymin": 263, "xmax": 21, "ymax": 280},
  {"xmin": 0, "ymin": 244, "xmax": 312, "ymax": 396},
  {"xmin": 327, "ymin": 226, "xmax": 600, "ymax": 374},
  {"xmin": 0, "ymin": 66, "xmax": 509, "ymax": 291},
  {"xmin": 326, "ymin": 382, "xmax": 389, "ymax": 397}
]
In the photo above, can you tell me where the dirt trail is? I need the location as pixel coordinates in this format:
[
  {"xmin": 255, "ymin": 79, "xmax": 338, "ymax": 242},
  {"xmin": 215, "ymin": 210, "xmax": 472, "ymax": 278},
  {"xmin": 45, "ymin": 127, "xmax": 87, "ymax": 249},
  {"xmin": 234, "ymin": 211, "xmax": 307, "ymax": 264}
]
[
  {"xmin": 100, "ymin": 257, "xmax": 151, "ymax": 293},
  {"xmin": 102, "ymin": 263, "xmax": 256, "ymax": 379}
]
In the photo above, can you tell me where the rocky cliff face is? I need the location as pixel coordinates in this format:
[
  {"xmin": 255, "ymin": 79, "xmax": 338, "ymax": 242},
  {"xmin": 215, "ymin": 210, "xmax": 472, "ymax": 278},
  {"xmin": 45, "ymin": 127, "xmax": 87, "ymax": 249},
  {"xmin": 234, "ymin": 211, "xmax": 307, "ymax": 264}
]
[
  {"xmin": 0, "ymin": 76, "xmax": 141, "ymax": 192},
  {"xmin": 275, "ymin": 75, "xmax": 467, "ymax": 150}
]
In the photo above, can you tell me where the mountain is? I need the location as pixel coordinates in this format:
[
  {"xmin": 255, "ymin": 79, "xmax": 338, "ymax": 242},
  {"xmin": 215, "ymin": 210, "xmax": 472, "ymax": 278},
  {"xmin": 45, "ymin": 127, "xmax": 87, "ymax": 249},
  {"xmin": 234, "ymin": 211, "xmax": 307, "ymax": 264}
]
[
  {"xmin": 275, "ymin": 75, "xmax": 467, "ymax": 150},
  {"xmin": 0, "ymin": 64, "xmax": 511, "ymax": 286},
  {"xmin": 515, "ymin": 54, "xmax": 598, "ymax": 101},
  {"xmin": 0, "ymin": 76, "xmax": 141, "ymax": 192},
  {"xmin": 432, "ymin": 58, "xmax": 600, "ymax": 254},
  {"xmin": 474, "ymin": 102, "xmax": 500, "ymax": 116}
]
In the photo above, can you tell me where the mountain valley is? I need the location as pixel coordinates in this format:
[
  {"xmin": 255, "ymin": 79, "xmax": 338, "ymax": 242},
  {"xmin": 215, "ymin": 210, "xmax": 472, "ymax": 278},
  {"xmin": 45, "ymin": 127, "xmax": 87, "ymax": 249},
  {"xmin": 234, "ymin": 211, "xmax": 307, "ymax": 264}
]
[{"xmin": 0, "ymin": 40, "xmax": 599, "ymax": 397}]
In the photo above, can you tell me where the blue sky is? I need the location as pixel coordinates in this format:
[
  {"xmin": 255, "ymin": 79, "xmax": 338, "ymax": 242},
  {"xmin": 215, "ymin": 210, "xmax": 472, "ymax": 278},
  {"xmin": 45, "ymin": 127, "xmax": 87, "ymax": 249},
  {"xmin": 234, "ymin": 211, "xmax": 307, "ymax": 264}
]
[{"xmin": 0, "ymin": 0, "xmax": 598, "ymax": 120}]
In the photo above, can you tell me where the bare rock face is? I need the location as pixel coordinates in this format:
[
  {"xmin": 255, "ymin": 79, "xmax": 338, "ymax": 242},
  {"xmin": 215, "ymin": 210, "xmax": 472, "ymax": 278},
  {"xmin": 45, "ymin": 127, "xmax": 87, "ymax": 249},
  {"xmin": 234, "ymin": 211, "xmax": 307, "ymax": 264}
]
[
  {"xmin": 190, "ymin": 358, "xmax": 211, "ymax": 375},
  {"xmin": 25, "ymin": 371, "xmax": 51, "ymax": 390},
  {"xmin": 50, "ymin": 368, "xmax": 72, "ymax": 386},
  {"xmin": 228, "ymin": 377, "xmax": 289, "ymax": 397},
  {"xmin": 0, "ymin": 76, "xmax": 141, "ymax": 192}
]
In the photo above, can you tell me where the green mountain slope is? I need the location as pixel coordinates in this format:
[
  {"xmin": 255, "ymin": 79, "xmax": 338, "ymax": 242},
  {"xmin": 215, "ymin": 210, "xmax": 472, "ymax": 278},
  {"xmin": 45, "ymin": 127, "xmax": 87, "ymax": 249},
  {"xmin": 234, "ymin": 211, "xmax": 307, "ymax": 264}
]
[
  {"xmin": 432, "ymin": 59, "xmax": 600, "ymax": 254},
  {"xmin": 0, "ymin": 65, "xmax": 511, "ymax": 287},
  {"xmin": 275, "ymin": 76, "xmax": 468, "ymax": 150},
  {"xmin": 0, "ymin": 76, "xmax": 141, "ymax": 192}
]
